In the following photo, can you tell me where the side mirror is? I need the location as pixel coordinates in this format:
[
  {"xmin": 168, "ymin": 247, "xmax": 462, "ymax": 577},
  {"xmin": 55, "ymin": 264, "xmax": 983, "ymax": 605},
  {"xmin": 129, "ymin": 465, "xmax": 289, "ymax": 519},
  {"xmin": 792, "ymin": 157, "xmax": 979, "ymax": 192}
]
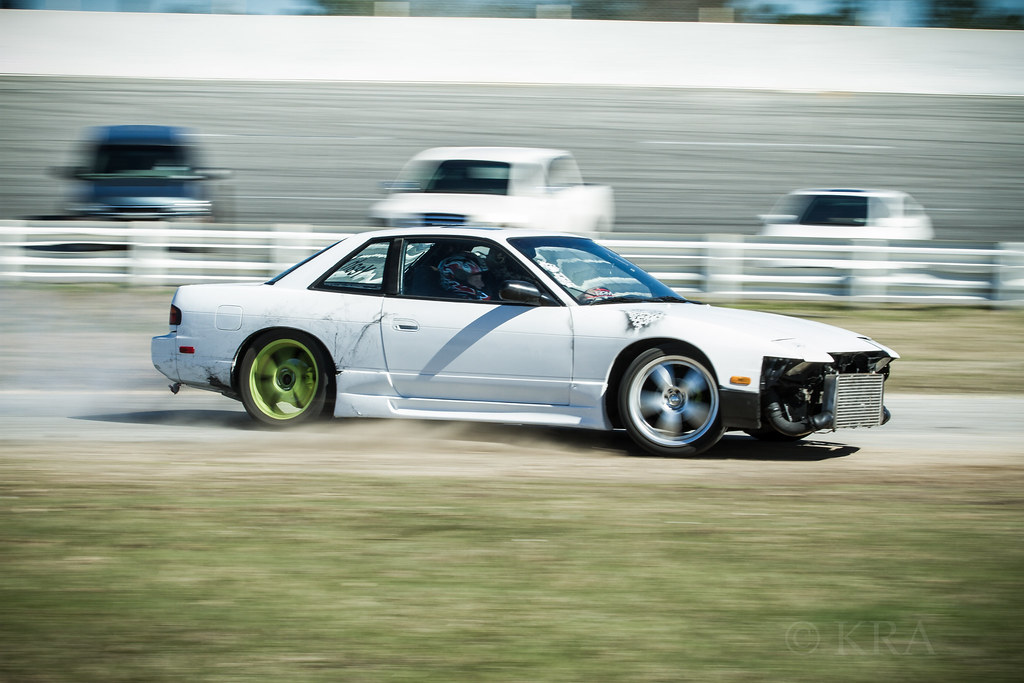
[
  {"xmin": 759, "ymin": 213, "xmax": 798, "ymax": 225},
  {"xmin": 499, "ymin": 280, "xmax": 557, "ymax": 306},
  {"xmin": 380, "ymin": 180, "xmax": 420, "ymax": 192}
]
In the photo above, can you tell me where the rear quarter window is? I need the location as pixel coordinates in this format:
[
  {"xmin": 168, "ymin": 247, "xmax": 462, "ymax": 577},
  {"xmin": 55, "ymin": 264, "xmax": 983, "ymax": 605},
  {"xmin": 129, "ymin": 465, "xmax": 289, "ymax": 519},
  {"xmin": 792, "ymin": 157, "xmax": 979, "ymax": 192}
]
[{"xmin": 315, "ymin": 240, "xmax": 391, "ymax": 293}]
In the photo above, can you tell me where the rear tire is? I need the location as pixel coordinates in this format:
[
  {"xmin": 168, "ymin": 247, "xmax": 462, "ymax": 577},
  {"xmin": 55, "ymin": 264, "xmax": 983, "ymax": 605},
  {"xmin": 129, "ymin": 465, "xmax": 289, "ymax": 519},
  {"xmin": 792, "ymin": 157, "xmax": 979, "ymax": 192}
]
[
  {"xmin": 239, "ymin": 330, "xmax": 330, "ymax": 426},
  {"xmin": 618, "ymin": 346, "xmax": 724, "ymax": 457}
]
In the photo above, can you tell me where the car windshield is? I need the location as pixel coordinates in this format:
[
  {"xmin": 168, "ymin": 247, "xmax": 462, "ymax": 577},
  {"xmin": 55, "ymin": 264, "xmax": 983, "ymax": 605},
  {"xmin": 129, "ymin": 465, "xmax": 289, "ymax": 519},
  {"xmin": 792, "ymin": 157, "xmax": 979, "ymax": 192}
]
[
  {"xmin": 509, "ymin": 236, "xmax": 686, "ymax": 304},
  {"xmin": 801, "ymin": 195, "xmax": 869, "ymax": 226},
  {"xmin": 394, "ymin": 159, "xmax": 512, "ymax": 196},
  {"xmin": 86, "ymin": 144, "xmax": 195, "ymax": 178},
  {"xmin": 422, "ymin": 160, "xmax": 511, "ymax": 195}
]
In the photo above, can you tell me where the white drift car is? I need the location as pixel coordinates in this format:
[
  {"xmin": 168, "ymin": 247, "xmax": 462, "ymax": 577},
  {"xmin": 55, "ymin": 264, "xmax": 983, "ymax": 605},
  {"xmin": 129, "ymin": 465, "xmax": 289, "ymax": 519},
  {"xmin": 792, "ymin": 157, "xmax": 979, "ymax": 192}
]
[{"xmin": 152, "ymin": 227, "xmax": 897, "ymax": 457}]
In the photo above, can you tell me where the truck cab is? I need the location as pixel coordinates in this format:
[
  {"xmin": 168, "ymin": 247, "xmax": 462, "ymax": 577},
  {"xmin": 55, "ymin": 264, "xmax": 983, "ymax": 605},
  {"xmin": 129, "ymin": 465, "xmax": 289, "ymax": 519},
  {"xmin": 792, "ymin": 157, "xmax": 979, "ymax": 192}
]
[{"xmin": 369, "ymin": 147, "xmax": 614, "ymax": 233}]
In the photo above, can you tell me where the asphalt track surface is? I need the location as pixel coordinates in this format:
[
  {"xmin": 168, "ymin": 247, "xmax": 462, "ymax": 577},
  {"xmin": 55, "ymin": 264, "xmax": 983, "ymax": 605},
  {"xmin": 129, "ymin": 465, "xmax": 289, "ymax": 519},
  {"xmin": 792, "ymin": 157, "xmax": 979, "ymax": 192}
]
[
  {"xmin": 1, "ymin": 285, "xmax": 1020, "ymax": 474},
  {"xmin": 4, "ymin": 386, "xmax": 1023, "ymax": 485},
  {"xmin": 4, "ymin": 387, "xmax": 1021, "ymax": 461},
  {"xmin": 2, "ymin": 77, "xmax": 1023, "ymax": 242}
]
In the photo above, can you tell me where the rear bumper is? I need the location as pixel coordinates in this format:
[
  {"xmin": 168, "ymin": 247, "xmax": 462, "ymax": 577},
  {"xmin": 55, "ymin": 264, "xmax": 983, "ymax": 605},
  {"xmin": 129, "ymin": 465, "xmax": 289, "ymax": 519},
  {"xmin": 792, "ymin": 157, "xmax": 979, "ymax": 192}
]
[{"xmin": 151, "ymin": 333, "xmax": 178, "ymax": 381}]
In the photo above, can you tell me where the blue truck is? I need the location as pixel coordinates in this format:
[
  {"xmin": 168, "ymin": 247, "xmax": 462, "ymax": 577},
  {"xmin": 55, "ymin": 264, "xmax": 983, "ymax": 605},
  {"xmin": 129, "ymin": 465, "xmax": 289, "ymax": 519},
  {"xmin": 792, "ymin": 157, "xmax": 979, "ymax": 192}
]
[{"xmin": 54, "ymin": 125, "xmax": 231, "ymax": 221}]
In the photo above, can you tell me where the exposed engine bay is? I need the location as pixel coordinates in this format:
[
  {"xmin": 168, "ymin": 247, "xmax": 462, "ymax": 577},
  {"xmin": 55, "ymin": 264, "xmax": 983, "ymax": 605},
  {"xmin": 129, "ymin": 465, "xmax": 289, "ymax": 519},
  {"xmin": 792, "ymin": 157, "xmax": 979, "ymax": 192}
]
[{"xmin": 760, "ymin": 351, "xmax": 893, "ymax": 437}]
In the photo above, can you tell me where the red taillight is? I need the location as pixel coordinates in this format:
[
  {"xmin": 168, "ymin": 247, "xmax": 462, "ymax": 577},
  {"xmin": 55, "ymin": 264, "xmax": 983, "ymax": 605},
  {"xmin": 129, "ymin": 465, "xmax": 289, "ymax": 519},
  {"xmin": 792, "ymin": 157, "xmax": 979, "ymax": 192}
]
[
  {"xmin": 169, "ymin": 305, "xmax": 182, "ymax": 326},
  {"xmin": 179, "ymin": 346, "xmax": 195, "ymax": 354}
]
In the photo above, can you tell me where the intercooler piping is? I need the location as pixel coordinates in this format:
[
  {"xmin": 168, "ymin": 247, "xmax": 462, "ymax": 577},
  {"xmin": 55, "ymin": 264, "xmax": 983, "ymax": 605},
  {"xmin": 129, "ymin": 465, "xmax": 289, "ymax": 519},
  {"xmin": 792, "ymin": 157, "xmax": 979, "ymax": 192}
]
[{"xmin": 764, "ymin": 388, "xmax": 833, "ymax": 436}]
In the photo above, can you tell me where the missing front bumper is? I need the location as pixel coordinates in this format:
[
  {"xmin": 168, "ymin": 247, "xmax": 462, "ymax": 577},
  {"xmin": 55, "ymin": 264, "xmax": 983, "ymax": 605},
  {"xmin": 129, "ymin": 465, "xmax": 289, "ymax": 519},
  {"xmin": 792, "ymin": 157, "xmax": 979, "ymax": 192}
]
[{"xmin": 822, "ymin": 373, "xmax": 887, "ymax": 430}]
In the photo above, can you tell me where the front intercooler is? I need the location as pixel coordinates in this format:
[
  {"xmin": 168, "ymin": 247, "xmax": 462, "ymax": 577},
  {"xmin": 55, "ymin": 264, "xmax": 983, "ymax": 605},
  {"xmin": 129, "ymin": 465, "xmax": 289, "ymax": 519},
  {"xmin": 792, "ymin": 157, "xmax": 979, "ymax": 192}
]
[{"xmin": 824, "ymin": 373, "xmax": 887, "ymax": 429}]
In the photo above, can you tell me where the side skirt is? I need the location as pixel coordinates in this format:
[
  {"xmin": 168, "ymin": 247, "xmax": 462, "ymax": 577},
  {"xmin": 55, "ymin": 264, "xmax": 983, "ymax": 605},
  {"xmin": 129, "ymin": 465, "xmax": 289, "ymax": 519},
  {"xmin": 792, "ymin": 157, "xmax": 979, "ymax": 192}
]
[{"xmin": 334, "ymin": 393, "xmax": 611, "ymax": 431}]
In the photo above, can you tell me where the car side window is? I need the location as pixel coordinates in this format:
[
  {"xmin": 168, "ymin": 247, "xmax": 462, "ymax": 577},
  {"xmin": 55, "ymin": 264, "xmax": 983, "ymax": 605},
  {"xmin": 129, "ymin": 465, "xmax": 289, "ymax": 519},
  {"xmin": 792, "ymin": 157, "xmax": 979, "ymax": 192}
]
[
  {"xmin": 316, "ymin": 240, "xmax": 390, "ymax": 293},
  {"xmin": 400, "ymin": 240, "xmax": 451, "ymax": 298},
  {"xmin": 399, "ymin": 238, "xmax": 490, "ymax": 301},
  {"xmin": 399, "ymin": 238, "xmax": 543, "ymax": 303},
  {"xmin": 482, "ymin": 244, "xmax": 543, "ymax": 294}
]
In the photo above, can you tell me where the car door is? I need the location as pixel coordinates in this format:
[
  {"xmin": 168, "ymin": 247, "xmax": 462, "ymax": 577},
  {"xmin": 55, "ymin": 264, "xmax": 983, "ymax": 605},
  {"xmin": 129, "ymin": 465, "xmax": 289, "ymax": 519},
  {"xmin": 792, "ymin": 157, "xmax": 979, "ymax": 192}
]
[{"xmin": 380, "ymin": 238, "xmax": 573, "ymax": 405}]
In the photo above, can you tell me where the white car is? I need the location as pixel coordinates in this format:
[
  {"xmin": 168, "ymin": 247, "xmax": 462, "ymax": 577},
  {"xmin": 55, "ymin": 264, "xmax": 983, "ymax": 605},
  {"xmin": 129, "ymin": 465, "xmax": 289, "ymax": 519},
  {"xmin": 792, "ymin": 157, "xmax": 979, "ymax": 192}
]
[
  {"xmin": 759, "ymin": 188, "xmax": 933, "ymax": 240},
  {"xmin": 369, "ymin": 147, "xmax": 614, "ymax": 233},
  {"xmin": 152, "ymin": 227, "xmax": 897, "ymax": 457}
]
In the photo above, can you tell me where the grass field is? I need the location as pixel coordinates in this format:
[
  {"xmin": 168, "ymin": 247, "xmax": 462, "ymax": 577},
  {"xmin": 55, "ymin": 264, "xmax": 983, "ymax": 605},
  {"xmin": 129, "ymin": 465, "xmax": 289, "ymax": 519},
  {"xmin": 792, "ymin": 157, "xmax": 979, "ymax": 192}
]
[
  {"xmin": 2, "ymin": 466, "xmax": 1022, "ymax": 682},
  {"xmin": 1, "ymin": 286, "xmax": 1023, "ymax": 681}
]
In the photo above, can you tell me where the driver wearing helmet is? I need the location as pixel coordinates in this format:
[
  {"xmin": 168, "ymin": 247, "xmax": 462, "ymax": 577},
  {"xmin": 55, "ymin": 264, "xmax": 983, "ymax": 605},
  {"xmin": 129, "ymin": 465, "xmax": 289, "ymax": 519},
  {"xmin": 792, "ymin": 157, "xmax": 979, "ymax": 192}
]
[
  {"xmin": 484, "ymin": 246, "xmax": 518, "ymax": 284},
  {"xmin": 438, "ymin": 252, "xmax": 491, "ymax": 300}
]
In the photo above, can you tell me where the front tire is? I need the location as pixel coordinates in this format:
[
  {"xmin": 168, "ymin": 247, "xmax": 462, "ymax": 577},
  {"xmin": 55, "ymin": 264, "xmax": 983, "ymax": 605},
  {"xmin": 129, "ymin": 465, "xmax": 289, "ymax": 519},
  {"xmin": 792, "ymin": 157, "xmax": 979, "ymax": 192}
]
[
  {"xmin": 619, "ymin": 346, "xmax": 724, "ymax": 457},
  {"xmin": 239, "ymin": 330, "xmax": 330, "ymax": 426}
]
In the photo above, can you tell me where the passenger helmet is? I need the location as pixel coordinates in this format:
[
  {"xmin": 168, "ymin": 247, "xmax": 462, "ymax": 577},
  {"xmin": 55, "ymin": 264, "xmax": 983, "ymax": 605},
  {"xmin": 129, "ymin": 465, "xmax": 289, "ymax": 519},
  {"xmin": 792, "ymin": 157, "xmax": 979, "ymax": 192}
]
[{"xmin": 438, "ymin": 253, "xmax": 490, "ymax": 300}]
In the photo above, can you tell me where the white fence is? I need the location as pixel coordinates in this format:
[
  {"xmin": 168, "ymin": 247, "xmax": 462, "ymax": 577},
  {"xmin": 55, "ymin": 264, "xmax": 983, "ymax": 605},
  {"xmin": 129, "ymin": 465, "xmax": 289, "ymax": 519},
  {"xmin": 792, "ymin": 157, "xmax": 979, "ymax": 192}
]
[{"xmin": 2, "ymin": 221, "xmax": 1023, "ymax": 306}]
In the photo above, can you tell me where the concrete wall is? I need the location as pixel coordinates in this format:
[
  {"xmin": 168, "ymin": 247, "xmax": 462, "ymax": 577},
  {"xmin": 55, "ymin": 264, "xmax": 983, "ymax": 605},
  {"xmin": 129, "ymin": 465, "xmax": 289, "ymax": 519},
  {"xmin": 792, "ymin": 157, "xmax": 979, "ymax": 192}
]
[{"xmin": 1, "ymin": 10, "xmax": 1023, "ymax": 95}]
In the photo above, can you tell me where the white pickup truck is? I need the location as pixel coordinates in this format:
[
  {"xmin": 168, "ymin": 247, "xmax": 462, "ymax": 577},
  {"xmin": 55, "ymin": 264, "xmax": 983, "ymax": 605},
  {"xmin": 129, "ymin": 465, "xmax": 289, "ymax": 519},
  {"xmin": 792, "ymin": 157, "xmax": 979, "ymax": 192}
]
[{"xmin": 369, "ymin": 147, "xmax": 614, "ymax": 233}]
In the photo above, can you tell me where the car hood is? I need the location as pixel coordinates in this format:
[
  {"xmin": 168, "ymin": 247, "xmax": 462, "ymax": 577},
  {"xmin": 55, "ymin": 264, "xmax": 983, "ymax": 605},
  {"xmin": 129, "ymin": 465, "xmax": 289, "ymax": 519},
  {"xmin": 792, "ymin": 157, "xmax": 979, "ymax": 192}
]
[
  {"xmin": 613, "ymin": 303, "xmax": 898, "ymax": 362},
  {"xmin": 710, "ymin": 306, "xmax": 891, "ymax": 350}
]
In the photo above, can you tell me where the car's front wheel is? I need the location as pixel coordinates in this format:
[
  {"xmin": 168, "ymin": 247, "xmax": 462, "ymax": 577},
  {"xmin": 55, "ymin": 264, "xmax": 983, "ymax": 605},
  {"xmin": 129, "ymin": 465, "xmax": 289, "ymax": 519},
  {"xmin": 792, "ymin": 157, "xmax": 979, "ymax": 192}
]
[
  {"xmin": 239, "ymin": 330, "xmax": 330, "ymax": 426},
  {"xmin": 619, "ymin": 346, "xmax": 724, "ymax": 457}
]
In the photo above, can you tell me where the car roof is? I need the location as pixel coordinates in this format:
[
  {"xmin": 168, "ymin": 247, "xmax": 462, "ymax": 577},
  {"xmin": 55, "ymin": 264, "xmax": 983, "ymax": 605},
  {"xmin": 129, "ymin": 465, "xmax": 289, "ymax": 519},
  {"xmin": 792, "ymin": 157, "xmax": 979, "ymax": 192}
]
[
  {"xmin": 409, "ymin": 146, "xmax": 572, "ymax": 165},
  {"xmin": 87, "ymin": 125, "xmax": 192, "ymax": 145},
  {"xmin": 345, "ymin": 226, "xmax": 585, "ymax": 243},
  {"xmin": 273, "ymin": 226, "xmax": 591, "ymax": 288}
]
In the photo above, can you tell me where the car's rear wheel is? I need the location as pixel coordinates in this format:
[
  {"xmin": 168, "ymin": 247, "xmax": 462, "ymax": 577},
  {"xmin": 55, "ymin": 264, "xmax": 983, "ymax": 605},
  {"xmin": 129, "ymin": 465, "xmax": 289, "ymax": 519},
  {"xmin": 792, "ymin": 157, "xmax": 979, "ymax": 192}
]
[
  {"xmin": 239, "ymin": 330, "xmax": 330, "ymax": 426},
  {"xmin": 619, "ymin": 346, "xmax": 723, "ymax": 457}
]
